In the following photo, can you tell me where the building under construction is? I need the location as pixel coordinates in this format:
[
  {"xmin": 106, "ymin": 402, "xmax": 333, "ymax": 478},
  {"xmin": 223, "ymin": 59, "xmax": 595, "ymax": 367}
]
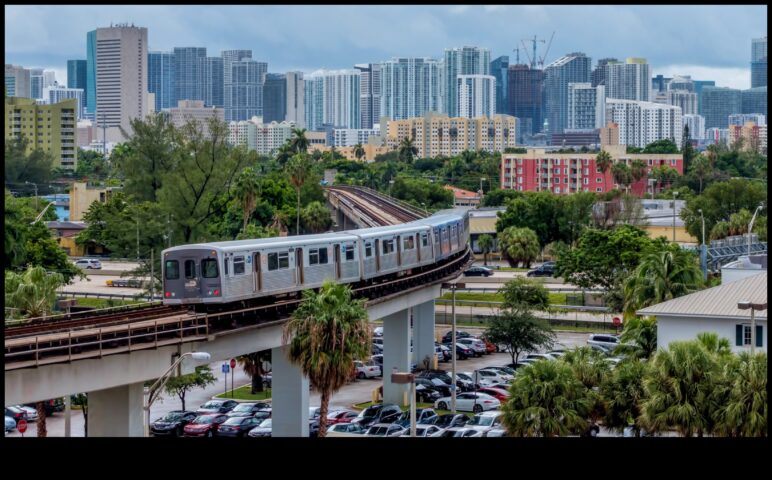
[{"xmin": 507, "ymin": 64, "xmax": 545, "ymax": 139}]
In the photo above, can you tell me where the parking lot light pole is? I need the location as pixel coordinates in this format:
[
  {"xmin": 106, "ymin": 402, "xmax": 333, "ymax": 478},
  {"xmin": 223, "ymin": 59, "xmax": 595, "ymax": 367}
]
[
  {"xmin": 143, "ymin": 351, "xmax": 211, "ymax": 437},
  {"xmin": 443, "ymin": 281, "xmax": 464, "ymax": 414}
]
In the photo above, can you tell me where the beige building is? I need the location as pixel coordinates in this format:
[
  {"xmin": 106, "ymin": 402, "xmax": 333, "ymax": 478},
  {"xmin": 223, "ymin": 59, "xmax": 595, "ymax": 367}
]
[
  {"xmin": 5, "ymin": 97, "xmax": 78, "ymax": 170},
  {"xmin": 385, "ymin": 112, "xmax": 517, "ymax": 158},
  {"xmin": 729, "ymin": 121, "xmax": 767, "ymax": 154},
  {"xmin": 599, "ymin": 121, "xmax": 620, "ymax": 148},
  {"xmin": 444, "ymin": 185, "xmax": 481, "ymax": 207},
  {"xmin": 309, "ymin": 143, "xmax": 390, "ymax": 162},
  {"xmin": 170, "ymin": 100, "xmax": 225, "ymax": 137},
  {"xmin": 69, "ymin": 182, "xmax": 117, "ymax": 221}
]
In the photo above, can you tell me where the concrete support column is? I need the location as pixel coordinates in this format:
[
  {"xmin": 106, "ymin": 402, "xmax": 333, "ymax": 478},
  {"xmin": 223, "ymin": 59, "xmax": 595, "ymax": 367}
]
[
  {"xmin": 271, "ymin": 346, "xmax": 309, "ymax": 437},
  {"xmin": 383, "ymin": 308, "xmax": 410, "ymax": 406},
  {"xmin": 87, "ymin": 382, "xmax": 145, "ymax": 437},
  {"xmin": 413, "ymin": 300, "xmax": 436, "ymax": 370}
]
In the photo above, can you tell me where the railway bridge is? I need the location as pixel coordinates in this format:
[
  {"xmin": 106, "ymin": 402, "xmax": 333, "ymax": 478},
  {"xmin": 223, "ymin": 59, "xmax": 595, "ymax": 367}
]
[{"xmin": 5, "ymin": 187, "xmax": 471, "ymax": 437}]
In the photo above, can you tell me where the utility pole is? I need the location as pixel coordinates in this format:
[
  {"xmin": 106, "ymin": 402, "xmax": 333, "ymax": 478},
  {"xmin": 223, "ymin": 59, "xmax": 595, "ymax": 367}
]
[
  {"xmin": 671, "ymin": 191, "xmax": 679, "ymax": 242},
  {"xmin": 150, "ymin": 249, "xmax": 154, "ymax": 302},
  {"xmin": 102, "ymin": 111, "xmax": 107, "ymax": 157},
  {"xmin": 136, "ymin": 216, "xmax": 140, "ymax": 261}
]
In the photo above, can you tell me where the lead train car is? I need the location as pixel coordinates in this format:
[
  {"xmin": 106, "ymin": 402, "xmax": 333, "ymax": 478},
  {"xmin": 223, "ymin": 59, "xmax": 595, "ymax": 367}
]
[{"xmin": 162, "ymin": 209, "xmax": 469, "ymax": 306}]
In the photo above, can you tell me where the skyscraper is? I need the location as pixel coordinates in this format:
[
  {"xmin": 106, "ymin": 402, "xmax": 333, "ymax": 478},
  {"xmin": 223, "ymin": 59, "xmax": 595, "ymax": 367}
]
[
  {"xmin": 44, "ymin": 85, "xmax": 85, "ymax": 119},
  {"xmin": 86, "ymin": 30, "xmax": 96, "ymax": 118},
  {"xmin": 173, "ymin": 47, "xmax": 206, "ymax": 104},
  {"xmin": 67, "ymin": 60, "xmax": 87, "ymax": 90},
  {"xmin": 228, "ymin": 59, "xmax": 266, "ymax": 122},
  {"xmin": 693, "ymin": 80, "xmax": 716, "ymax": 97},
  {"xmin": 199, "ymin": 56, "xmax": 224, "ymax": 108},
  {"xmin": 285, "ymin": 71, "xmax": 305, "ymax": 127},
  {"xmin": 605, "ymin": 99, "xmax": 682, "ymax": 148},
  {"xmin": 380, "ymin": 57, "xmax": 442, "ymax": 120},
  {"xmin": 304, "ymin": 69, "xmax": 360, "ymax": 130},
  {"xmin": 507, "ymin": 64, "xmax": 545, "ymax": 138},
  {"xmin": 148, "ymin": 51, "xmax": 175, "ymax": 111},
  {"xmin": 591, "ymin": 58, "xmax": 618, "ymax": 87},
  {"xmin": 94, "ymin": 24, "xmax": 149, "ymax": 142},
  {"xmin": 354, "ymin": 63, "xmax": 381, "ymax": 129},
  {"xmin": 699, "ymin": 87, "xmax": 742, "ymax": 129},
  {"xmin": 604, "ymin": 58, "xmax": 651, "ymax": 101},
  {"xmin": 751, "ymin": 36, "xmax": 767, "ymax": 88},
  {"xmin": 4, "ymin": 64, "xmax": 31, "ymax": 98},
  {"xmin": 444, "ymin": 46, "xmax": 491, "ymax": 117},
  {"xmin": 222, "ymin": 49, "xmax": 252, "ymax": 121},
  {"xmin": 567, "ymin": 83, "xmax": 605, "ymax": 130},
  {"xmin": 544, "ymin": 52, "xmax": 592, "ymax": 136},
  {"xmin": 742, "ymin": 87, "xmax": 767, "ymax": 117},
  {"xmin": 263, "ymin": 73, "xmax": 287, "ymax": 123},
  {"xmin": 651, "ymin": 74, "xmax": 673, "ymax": 94},
  {"xmin": 490, "ymin": 56, "xmax": 509, "ymax": 115},
  {"xmin": 457, "ymin": 75, "xmax": 496, "ymax": 119},
  {"xmin": 682, "ymin": 114, "xmax": 706, "ymax": 140}
]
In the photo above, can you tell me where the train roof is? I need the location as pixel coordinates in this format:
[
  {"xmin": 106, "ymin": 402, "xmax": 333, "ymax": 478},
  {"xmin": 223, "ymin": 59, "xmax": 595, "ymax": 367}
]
[
  {"xmin": 343, "ymin": 222, "xmax": 430, "ymax": 239},
  {"xmin": 163, "ymin": 232, "xmax": 359, "ymax": 254}
]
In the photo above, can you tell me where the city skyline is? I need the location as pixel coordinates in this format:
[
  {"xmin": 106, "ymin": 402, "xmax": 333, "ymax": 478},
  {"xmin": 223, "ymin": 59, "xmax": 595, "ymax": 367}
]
[{"xmin": 5, "ymin": 5, "xmax": 766, "ymax": 90}]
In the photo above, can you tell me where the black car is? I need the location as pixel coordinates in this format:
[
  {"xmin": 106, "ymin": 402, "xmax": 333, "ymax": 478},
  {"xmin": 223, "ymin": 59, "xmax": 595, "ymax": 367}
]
[
  {"xmin": 432, "ymin": 413, "xmax": 470, "ymax": 429},
  {"xmin": 415, "ymin": 384, "xmax": 443, "ymax": 403},
  {"xmin": 441, "ymin": 343, "xmax": 473, "ymax": 360},
  {"xmin": 393, "ymin": 408, "xmax": 439, "ymax": 428},
  {"xmin": 196, "ymin": 399, "xmax": 239, "ymax": 414},
  {"xmin": 150, "ymin": 410, "xmax": 197, "ymax": 437},
  {"xmin": 526, "ymin": 263, "xmax": 556, "ymax": 277},
  {"xmin": 464, "ymin": 266, "xmax": 493, "ymax": 277},
  {"xmin": 353, "ymin": 403, "xmax": 403, "ymax": 428},
  {"xmin": 217, "ymin": 416, "xmax": 263, "ymax": 437},
  {"xmin": 441, "ymin": 330, "xmax": 472, "ymax": 344},
  {"xmin": 415, "ymin": 377, "xmax": 452, "ymax": 398}
]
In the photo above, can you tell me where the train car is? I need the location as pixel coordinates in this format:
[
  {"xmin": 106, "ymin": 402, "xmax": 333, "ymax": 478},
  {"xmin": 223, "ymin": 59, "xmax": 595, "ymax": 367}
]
[
  {"xmin": 346, "ymin": 223, "xmax": 431, "ymax": 280},
  {"xmin": 417, "ymin": 212, "xmax": 467, "ymax": 263}
]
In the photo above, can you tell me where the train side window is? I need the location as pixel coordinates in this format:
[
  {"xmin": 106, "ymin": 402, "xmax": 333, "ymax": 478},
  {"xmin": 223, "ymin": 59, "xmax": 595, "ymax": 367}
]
[
  {"xmin": 224, "ymin": 258, "xmax": 229, "ymax": 276},
  {"xmin": 165, "ymin": 260, "xmax": 179, "ymax": 280},
  {"xmin": 434, "ymin": 230, "xmax": 439, "ymax": 244},
  {"xmin": 344, "ymin": 244, "xmax": 355, "ymax": 261},
  {"xmin": 268, "ymin": 253, "xmax": 278, "ymax": 271},
  {"xmin": 382, "ymin": 239, "xmax": 394, "ymax": 255},
  {"xmin": 403, "ymin": 236, "xmax": 415, "ymax": 250},
  {"xmin": 184, "ymin": 260, "xmax": 196, "ymax": 279},
  {"xmin": 233, "ymin": 256, "xmax": 245, "ymax": 275},
  {"xmin": 310, "ymin": 248, "xmax": 329, "ymax": 265},
  {"xmin": 365, "ymin": 243, "xmax": 373, "ymax": 258},
  {"xmin": 421, "ymin": 233, "xmax": 428, "ymax": 247},
  {"xmin": 201, "ymin": 259, "xmax": 219, "ymax": 278},
  {"xmin": 278, "ymin": 252, "xmax": 289, "ymax": 269}
]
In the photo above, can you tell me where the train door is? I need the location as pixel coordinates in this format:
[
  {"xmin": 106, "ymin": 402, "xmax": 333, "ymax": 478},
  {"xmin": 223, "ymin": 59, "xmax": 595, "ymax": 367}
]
[
  {"xmin": 416, "ymin": 233, "xmax": 421, "ymax": 262},
  {"xmin": 296, "ymin": 248, "xmax": 304, "ymax": 285},
  {"xmin": 334, "ymin": 244, "xmax": 341, "ymax": 279},
  {"xmin": 182, "ymin": 258, "xmax": 201, "ymax": 299},
  {"xmin": 396, "ymin": 235, "xmax": 402, "ymax": 266},
  {"xmin": 253, "ymin": 252, "xmax": 262, "ymax": 292},
  {"xmin": 374, "ymin": 239, "xmax": 381, "ymax": 272}
]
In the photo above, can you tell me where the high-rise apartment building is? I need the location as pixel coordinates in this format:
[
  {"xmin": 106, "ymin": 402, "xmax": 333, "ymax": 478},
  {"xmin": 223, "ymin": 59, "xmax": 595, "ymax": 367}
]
[
  {"xmin": 668, "ymin": 75, "xmax": 695, "ymax": 92},
  {"xmin": 228, "ymin": 117, "xmax": 299, "ymax": 155},
  {"xmin": 67, "ymin": 60, "xmax": 87, "ymax": 91},
  {"xmin": 457, "ymin": 75, "xmax": 496, "ymax": 119},
  {"xmin": 380, "ymin": 57, "xmax": 443, "ymax": 120},
  {"xmin": 44, "ymin": 86, "xmax": 85, "ymax": 119},
  {"xmin": 263, "ymin": 73, "xmax": 287, "ymax": 123},
  {"xmin": 304, "ymin": 69, "xmax": 360, "ymax": 130},
  {"xmin": 591, "ymin": 58, "xmax": 618, "ymax": 87},
  {"xmin": 729, "ymin": 113, "xmax": 766, "ymax": 126},
  {"xmin": 651, "ymin": 74, "xmax": 673, "ymax": 94},
  {"xmin": 148, "ymin": 51, "xmax": 175, "ymax": 111},
  {"xmin": 4, "ymin": 64, "xmax": 31, "ymax": 98},
  {"xmin": 665, "ymin": 90, "xmax": 698, "ymax": 116},
  {"xmin": 507, "ymin": 64, "xmax": 545, "ymax": 138},
  {"xmin": 285, "ymin": 71, "xmax": 305, "ymax": 128},
  {"xmin": 354, "ymin": 63, "xmax": 381, "ymax": 129},
  {"xmin": 5, "ymin": 97, "xmax": 78, "ymax": 170},
  {"xmin": 544, "ymin": 52, "xmax": 592, "ymax": 137},
  {"xmin": 604, "ymin": 58, "xmax": 651, "ymax": 101},
  {"xmin": 169, "ymin": 100, "xmax": 225, "ymax": 137},
  {"xmin": 173, "ymin": 47, "xmax": 206, "ymax": 104},
  {"xmin": 567, "ymin": 83, "xmax": 605, "ymax": 130},
  {"xmin": 606, "ymin": 99, "xmax": 682, "ymax": 148},
  {"xmin": 86, "ymin": 30, "xmax": 97, "ymax": 118},
  {"xmin": 682, "ymin": 114, "xmax": 706, "ymax": 140},
  {"xmin": 491, "ymin": 56, "xmax": 509, "ymax": 115},
  {"xmin": 699, "ymin": 87, "xmax": 742, "ymax": 129},
  {"xmin": 94, "ymin": 24, "xmax": 149, "ymax": 142},
  {"xmin": 227, "ymin": 59, "xmax": 266, "ymax": 121},
  {"xmin": 30, "ymin": 69, "xmax": 56, "ymax": 100},
  {"xmin": 751, "ymin": 36, "xmax": 767, "ymax": 88},
  {"xmin": 199, "ymin": 56, "xmax": 224, "ymax": 108},
  {"xmin": 222, "ymin": 49, "xmax": 253, "ymax": 121},
  {"xmin": 332, "ymin": 128, "xmax": 380, "ymax": 147},
  {"xmin": 729, "ymin": 121, "xmax": 767, "ymax": 153},
  {"xmin": 742, "ymin": 87, "xmax": 767, "ymax": 117},
  {"xmin": 444, "ymin": 46, "xmax": 491, "ymax": 117},
  {"xmin": 693, "ymin": 80, "xmax": 716, "ymax": 97}
]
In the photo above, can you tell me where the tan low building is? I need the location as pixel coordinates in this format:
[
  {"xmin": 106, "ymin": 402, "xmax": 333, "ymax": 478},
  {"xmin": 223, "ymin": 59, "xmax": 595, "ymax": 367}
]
[{"xmin": 69, "ymin": 182, "xmax": 118, "ymax": 221}]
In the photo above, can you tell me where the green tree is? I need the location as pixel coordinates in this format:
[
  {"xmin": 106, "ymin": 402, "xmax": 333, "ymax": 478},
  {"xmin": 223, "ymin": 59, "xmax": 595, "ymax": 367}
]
[
  {"xmin": 289, "ymin": 128, "xmax": 310, "ymax": 154},
  {"xmin": 4, "ymin": 135, "xmax": 54, "ymax": 185},
  {"xmin": 643, "ymin": 139, "xmax": 680, "ymax": 154},
  {"xmin": 163, "ymin": 366, "xmax": 217, "ymax": 413},
  {"xmin": 499, "ymin": 277, "xmax": 549, "ymax": 311},
  {"xmin": 502, "ymin": 360, "xmax": 589, "ymax": 437},
  {"xmin": 398, "ymin": 137, "xmax": 418, "ymax": 164},
  {"xmin": 611, "ymin": 162, "xmax": 633, "ymax": 193},
  {"xmin": 275, "ymin": 142, "xmax": 295, "ymax": 166},
  {"xmin": 116, "ymin": 113, "xmax": 177, "ymax": 202},
  {"xmin": 681, "ymin": 178, "xmax": 766, "ymax": 242},
  {"xmin": 595, "ymin": 150, "xmax": 613, "ymax": 191},
  {"xmin": 689, "ymin": 155, "xmax": 712, "ymax": 194},
  {"xmin": 622, "ymin": 246, "xmax": 704, "ymax": 317},
  {"xmin": 498, "ymin": 226, "xmax": 540, "ymax": 268},
  {"xmin": 714, "ymin": 352, "xmax": 767, "ymax": 437},
  {"xmin": 477, "ymin": 234, "xmax": 494, "ymax": 266},
  {"xmin": 600, "ymin": 358, "xmax": 647, "ymax": 436},
  {"xmin": 71, "ymin": 394, "xmax": 89, "ymax": 437},
  {"xmin": 485, "ymin": 308, "xmax": 555, "ymax": 365},
  {"xmin": 496, "ymin": 192, "xmax": 560, "ymax": 247},
  {"xmin": 353, "ymin": 143, "xmax": 365, "ymax": 161},
  {"xmin": 75, "ymin": 148, "xmax": 110, "ymax": 178},
  {"xmin": 5, "ymin": 266, "xmax": 65, "ymax": 319},
  {"xmin": 616, "ymin": 316, "xmax": 657, "ymax": 360},
  {"xmin": 301, "ymin": 201, "xmax": 333, "ymax": 234},
  {"xmin": 287, "ymin": 153, "xmax": 312, "ymax": 235},
  {"xmin": 237, "ymin": 351, "xmax": 272, "ymax": 394},
  {"xmin": 630, "ymin": 159, "xmax": 648, "ymax": 184},
  {"xmin": 481, "ymin": 188, "xmax": 521, "ymax": 207},
  {"xmin": 562, "ymin": 347, "xmax": 611, "ymax": 432},
  {"xmin": 283, "ymin": 280, "xmax": 371, "ymax": 438},
  {"xmin": 233, "ymin": 167, "xmax": 261, "ymax": 234}
]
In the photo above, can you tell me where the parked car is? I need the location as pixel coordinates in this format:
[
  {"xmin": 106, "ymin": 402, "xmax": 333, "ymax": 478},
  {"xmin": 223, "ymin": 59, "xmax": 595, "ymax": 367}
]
[
  {"xmin": 354, "ymin": 360, "xmax": 382, "ymax": 379},
  {"xmin": 401, "ymin": 424, "xmax": 444, "ymax": 437},
  {"xmin": 196, "ymin": 399, "xmax": 239, "ymax": 414},
  {"xmin": 247, "ymin": 418, "xmax": 273, "ymax": 437},
  {"xmin": 431, "ymin": 413, "xmax": 469, "ymax": 428},
  {"xmin": 373, "ymin": 326, "xmax": 383, "ymax": 337},
  {"xmin": 4, "ymin": 406, "xmax": 26, "ymax": 424},
  {"xmin": 451, "ymin": 373, "xmax": 475, "ymax": 391},
  {"xmin": 587, "ymin": 333, "xmax": 620, "ymax": 350},
  {"xmin": 483, "ymin": 365, "xmax": 517, "ymax": 377},
  {"xmin": 352, "ymin": 403, "xmax": 402, "ymax": 428},
  {"xmin": 75, "ymin": 258, "xmax": 102, "ymax": 270},
  {"xmin": 216, "ymin": 416, "xmax": 262, "ymax": 437},
  {"xmin": 484, "ymin": 428, "xmax": 507, "ymax": 437},
  {"xmin": 474, "ymin": 368, "xmax": 514, "ymax": 385},
  {"xmin": 23, "ymin": 399, "xmax": 65, "ymax": 417},
  {"xmin": 589, "ymin": 343, "xmax": 614, "ymax": 356},
  {"xmin": 442, "ymin": 331, "xmax": 472, "ymax": 344},
  {"xmin": 457, "ymin": 338, "xmax": 487, "ymax": 357},
  {"xmin": 526, "ymin": 263, "xmax": 555, "ymax": 277},
  {"xmin": 437, "ymin": 427, "xmax": 484, "ymax": 437},
  {"xmin": 150, "ymin": 410, "xmax": 197, "ymax": 437},
  {"xmin": 17, "ymin": 405, "xmax": 38, "ymax": 421},
  {"xmin": 393, "ymin": 408, "xmax": 438, "ymax": 428},
  {"xmin": 464, "ymin": 411, "xmax": 505, "ymax": 434},
  {"xmin": 415, "ymin": 378, "xmax": 451, "ymax": 398},
  {"xmin": 327, "ymin": 422, "xmax": 367, "ymax": 435},
  {"xmin": 464, "ymin": 266, "xmax": 493, "ymax": 277},
  {"xmin": 183, "ymin": 414, "xmax": 228, "ymax": 437},
  {"xmin": 326, "ymin": 409, "xmax": 359, "ymax": 426},
  {"xmin": 5, "ymin": 416, "xmax": 17, "ymax": 433},
  {"xmin": 370, "ymin": 354, "xmax": 384, "ymax": 367},
  {"xmin": 415, "ymin": 385, "xmax": 442, "ymax": 403},
  {"xmin": 434, "ymin": 392, "xmax": 501, "ymax": 413},
  {"xmin": 435, "ymin": 344, "xmax": 451, "ymax": 362},
  {"xmin": 524, "ymin": 352, "xmax": 559, "ymax": 361},
  {"xmin": 227, "ymin": 402, "xmax": 271, "ymax": 417},
  {"xmin": 366, "ymin": 423, "xmax": 406, "ymax": 437},
  {"xmin": 262, "ymin": 373, "xmax": 272, "ymax": 388},
  {"xmin": 476, "ymin": 387, "xmax": 511, "ymax": 403},
  {"xmin": 442, "ymin": 343, "xmax": 473, "ymax": 360}
]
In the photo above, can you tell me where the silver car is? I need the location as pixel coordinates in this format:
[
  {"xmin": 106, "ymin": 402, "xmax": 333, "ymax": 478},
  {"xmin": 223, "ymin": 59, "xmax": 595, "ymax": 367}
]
[
  {"xmin": 75, "ymin": 258, "xmax": 102, "ymax": 270},
  {"xmin": 457, "ymin": 338, "xmax": 487, "ymax": 357},
  {"xmin": 587, "ymin": 334, "xmax": 620, "ymax": 351}
]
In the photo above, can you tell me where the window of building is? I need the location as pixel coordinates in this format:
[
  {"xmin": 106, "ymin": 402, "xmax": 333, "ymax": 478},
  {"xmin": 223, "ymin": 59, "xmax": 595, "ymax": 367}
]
[
  {"xmin": 517, "ymin": 167, "xmax": 522, "ymax": 174},
  {"xmin": 564, "ymin": 178, "xmax": 569, "ymax": 184},
  {"xmin": 596, "ymin": 177, "xmax": 603, "ymax": 183},
  {"xmin": 596, "ymin": 187, "xmax": 602, "ymax": 192},
  {"xmin": 554, "ymin": 168, "xmax": 560, "ymax": 174},
  {"xmin": 233, "ymin": 256, "xmax": 246, "ymax": 275},
  {"xmin": 671, "ymin": 159, "xmax": 677, "ymax": 165},
  {"xmin": 517, "ymin": 177, "xmax": 523, "ymax": 184},
  {"xmin": 165, "ymin": 260, "xmax": 179, "ymax": 280},
  {"xmin": 201, "ymin": 259, "xmax": 219, "ymax": 278}
]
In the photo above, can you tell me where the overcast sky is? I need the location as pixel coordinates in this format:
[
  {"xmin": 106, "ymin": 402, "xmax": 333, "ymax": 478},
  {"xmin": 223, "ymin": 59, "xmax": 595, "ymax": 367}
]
[{"xmin": 5, "ymin": 5, "xmax": 767, "ymax": 90}]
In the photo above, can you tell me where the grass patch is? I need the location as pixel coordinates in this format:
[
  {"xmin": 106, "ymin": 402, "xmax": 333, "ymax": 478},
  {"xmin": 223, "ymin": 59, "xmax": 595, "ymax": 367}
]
[
  {"xmin": 74, "ymin": 298, "xmax": 146, "ymax": 308},
  {"xmin": 215, "ymin": 385, "xmax": 272, "ymax": 401},
  {"xmin": 439, "ymin": 292, "xmax": 504, "ymax": 303}
]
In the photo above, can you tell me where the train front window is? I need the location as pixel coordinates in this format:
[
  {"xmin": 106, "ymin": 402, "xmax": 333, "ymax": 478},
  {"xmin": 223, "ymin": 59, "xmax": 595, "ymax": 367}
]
[
  {"xmin": 201, "ymin": 259, "xmax": 219, "ymax": 278},
  {"xmin": 184, "ymin": 260, "xmax": 196, "ymax": 279},
  {"xmin": 165, "ymin": 260, "xmax": 179, "ymax": 280},
  {"xmin": 233, "ymin": 256, "xmax": 245, "ymax": 275}
]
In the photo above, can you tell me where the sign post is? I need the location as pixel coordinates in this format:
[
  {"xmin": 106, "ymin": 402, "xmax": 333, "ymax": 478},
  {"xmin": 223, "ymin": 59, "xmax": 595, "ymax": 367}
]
[
  {"xmin": 221, "ymin": 363, "xmax": 230, "ymax": 397},
  {"xmin": 17, "ymin": 419, "xmax": 28, "ymax": 436},
  {"xmin": 613, "ymin": 317, "xmax": 621, "ymax": 334},
  {"xmin": 230, "ymin": 358, "xmax": 236, "ymax": 398}
]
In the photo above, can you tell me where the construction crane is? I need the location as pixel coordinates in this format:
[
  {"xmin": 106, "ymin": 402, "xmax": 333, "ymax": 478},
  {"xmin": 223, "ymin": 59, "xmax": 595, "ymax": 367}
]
[
  {"xmin": 512, "ymin": 46, "xmax": 520, "ymax": 66},
  {"xmin": 520, "ymin": 31, "xmax": 556, "ymax": 69}
]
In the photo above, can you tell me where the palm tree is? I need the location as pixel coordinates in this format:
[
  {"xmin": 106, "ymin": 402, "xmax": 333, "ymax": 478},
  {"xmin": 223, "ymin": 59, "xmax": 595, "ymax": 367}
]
[
  {"xmin": 282, "ymin": 280, "xmax": 371, "ymax": 437},
  {"xmin": 595, "ymin": 149, "xmax": 613, "ymax": 192},
  {"xmin": 562, "ymin": 347, "xmax": 611, "ymax": 431},
  {"xmin": 714, "ymin": 352, "xmax": 767, "ymax": 437},
  {"xmin": 690, "ymin": 155, "xmax": 711, "ymax": 194},
  {"xmin": 501, "ymin": 360, "xmax": 590, "ymax": 437},
  {"xmin": 696, "ymin": 332, "xmax": 732, "ymax": 357},
  {"xmin": 398, "ymin": 137, "xmax": 418, "ymax": 164},
  {"xmin": 290, "ymin": 128, "xmax": 309, "ymax": 154},
  {"xmin": 5, "ymin": 266, "xmax": 65, "ymax": 318},
  {"xmin": 301, "ymin": 201, "xmax": 333, "ymax": 234},
  {"xmin": 237, "ymin": 351, "xmax": 271, "ymax": 394},
  {"xmin": 270, "ymin": 211, "xmax": 289, "ymax": 237},
  {"xmin": 616, "ymin": 316, "xmax": 657, "ymax": 359},
  {"xmin": 353, "ymin": 143, "xmax": 365, "ymax": 161},
  {"xmin": 233, "ymin": 167, "xmax": 260, "ymax": 235},
  {"xmin": 477, "ymin": 234, "xmax": 495, "ymax": 266},
  {"xmin": 275, "ymin": 142, "xmax": 294, "ymax": 166},
  {"xmin": 611, "ymin": 162, "xmax": 632, "ymax": 193},
  {"xmin": 622, "ymin": 247, "xmax": 704, "ymax": 317},
  {"xmin": 601, "ymin": 358, "xmax": 647, "ymax": 436},
  {"xmin": 630, "ymin": 159, "xmax": 648, "ymax": 188},
  {"xmin": 498, "ymin": 226, "xmax": 540, "ymax": 268},
  {"xmin": 287, "ymin": 154, "xmax": 311, "ymax": 235}
]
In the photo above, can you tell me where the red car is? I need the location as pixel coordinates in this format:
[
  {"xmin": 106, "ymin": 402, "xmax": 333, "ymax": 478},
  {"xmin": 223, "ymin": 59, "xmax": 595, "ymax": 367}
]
[
  {"xmin": 183, "ymin": 414, "xmax": 228, "ymax": 437},
  {"xmin": 326, "ymin": 409, "xmax": 359, "ymax": 426},
  {"xmin": 477, "ymin": 387, "xmax": 510, "ymax": 403}
]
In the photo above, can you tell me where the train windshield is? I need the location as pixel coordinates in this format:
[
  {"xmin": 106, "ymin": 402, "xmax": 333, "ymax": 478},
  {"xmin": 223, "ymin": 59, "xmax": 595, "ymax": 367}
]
[
  {"xmin": 165, "ymin": 260, "xmax": 179, "ymax": 279},
  {"xmin": 201, "ymin": 259, "xmax": 219, "ymax": 278}
]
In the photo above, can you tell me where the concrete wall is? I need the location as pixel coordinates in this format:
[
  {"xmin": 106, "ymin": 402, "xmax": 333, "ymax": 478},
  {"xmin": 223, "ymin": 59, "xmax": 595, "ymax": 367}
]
[{"xmin": 657, "ymin": 314, "xmax": 767, "ymax": 354}]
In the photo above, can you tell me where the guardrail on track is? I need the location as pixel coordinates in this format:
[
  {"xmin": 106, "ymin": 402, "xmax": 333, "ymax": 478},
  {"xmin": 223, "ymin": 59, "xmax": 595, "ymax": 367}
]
[{"xmin": 58, "ymin": 291, "xmax": 162, "ymax": 300}]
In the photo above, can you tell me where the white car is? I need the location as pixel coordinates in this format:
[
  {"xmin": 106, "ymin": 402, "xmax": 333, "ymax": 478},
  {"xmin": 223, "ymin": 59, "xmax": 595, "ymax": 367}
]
[
  {"xmin": 366, "ymin": 423, "xmax": 406, "ymax": 437},
  {"xmin": 587, "ymin": 334, "xmax": 620, "ymax": 351},
  {"xmin": 474, "ymin": 369, "xmax": 513, "ymax": 385},
  {"xmin": 75, "ymin": 258, "xmax": 102, "ymax": 270},
  {"xmin": 327, "ymin": 422, "xmax": 367, "ymax": 437},
  {"xmin": 434, "ymin": 392, "xmax": 501, "ymax": 413},
  {"xmin": 524, "ymin": 353, "xmax": 558, "ymax": 362},
  {"xmin": 457, "ymin": 338, "xmax": 487, "ymax": 357},
  {"xmin": 464, "ymin": 411, "xmax": 504, "ymax": 434},
  {"xmin": 437, "ymin": 427, "xmax": 484, "ymax": 437},
  {"xmin": 373, "ymin": 326, "xmax": 383, "ymax": 337},
  {"xmin": 17, "ymin": 405, "xmax": 38, "ymax": 421},
  {"xmin": 400, "ymin": 424, "xmax": 445, "ymax": 437},
  {"xmin": 354, "ymin": 360, "xmax": 382, "ymax": 379}
]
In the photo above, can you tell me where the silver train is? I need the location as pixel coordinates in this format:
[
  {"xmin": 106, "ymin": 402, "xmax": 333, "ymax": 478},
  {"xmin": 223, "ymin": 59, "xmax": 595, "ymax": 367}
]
[{"xmin": 161, "ymin": 209, "xmax": 470, "ymax": 306}]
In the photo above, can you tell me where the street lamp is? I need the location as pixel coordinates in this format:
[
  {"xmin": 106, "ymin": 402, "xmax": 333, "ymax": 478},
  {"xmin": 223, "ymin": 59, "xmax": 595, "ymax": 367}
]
[
  {"xmin": 671, "ymin": 191, "xmax": 679, "ymax": 243},
  {"xmin": 143, "ymin": 351, "xmax": 211, "ymax": 437},
  {"xmin": 442, "ymin": 281, "xmax": 465, "ymax": 413},
  {"xmin": 420, "ymin": 202, "xmax": 428, "ymax": 217},
  {"xmin": 737, "ymin": 301, "xmax": 767, "ymax": 355},
  {"xmin": 479, "ymin": 177, "xmax": 486, "ymax": 205},
  {"xmin": 747, "ymin": 203, "xmax": 764, "ymax": 256}
]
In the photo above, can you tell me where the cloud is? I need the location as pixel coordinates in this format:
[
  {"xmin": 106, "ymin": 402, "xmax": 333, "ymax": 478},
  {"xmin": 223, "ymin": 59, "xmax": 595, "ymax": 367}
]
[{"xmin": 656, "ymin": 65, "xmax": 752, "ymax": 90}]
